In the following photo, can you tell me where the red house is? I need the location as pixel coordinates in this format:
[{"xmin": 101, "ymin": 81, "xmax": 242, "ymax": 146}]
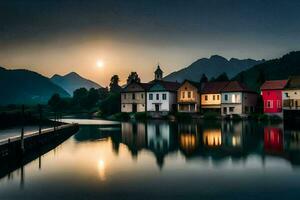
[{"xmin": 261, "ymin": 80, "xmax": 288, "ymax": 115}]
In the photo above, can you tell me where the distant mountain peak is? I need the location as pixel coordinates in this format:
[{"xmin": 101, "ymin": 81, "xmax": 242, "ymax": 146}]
[
  {"xmin": 210, "ymin": 55, "xmax": 228, "ymax": 61},
  {"xmin": 51, "ymin": 71, "xmax": 102, "ymax": 95},
  {"xmin": 0, "ymin": 67, "xmax": 69, "ymax": 105},
  {"xmin": 164, "ymin": 54, "xmax": 265, "ymax": 83}
]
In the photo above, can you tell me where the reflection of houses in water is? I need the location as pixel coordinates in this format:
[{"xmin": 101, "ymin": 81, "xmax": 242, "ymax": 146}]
[
  {"xmin": 264, "ymin": 127, "xmax": 283, "ymax": 153},
  {"xmin": 121, "ymin": 122, "xmax": 146, "ymax": 157},
  {"xmin": 178, "ymin": 124, "xmax": 199, "ymax": 155},
  {"xmin": 221, "ymin": 121, "xmax": 245, "ymax": 148},
  {"xmin": 203, "ymin": 129, "xmax": 222, "ymax": 147}
]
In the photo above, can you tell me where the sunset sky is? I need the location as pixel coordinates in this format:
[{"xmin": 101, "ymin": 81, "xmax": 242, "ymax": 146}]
[{"xmin": 1, "ymin": 0, "xmax": 300, "ymax": 86}]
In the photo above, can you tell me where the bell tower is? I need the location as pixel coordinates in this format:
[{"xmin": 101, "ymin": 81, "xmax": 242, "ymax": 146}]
[{"xmin": 154, "ymin": 65, "xmax": 163, "ymax": 80}]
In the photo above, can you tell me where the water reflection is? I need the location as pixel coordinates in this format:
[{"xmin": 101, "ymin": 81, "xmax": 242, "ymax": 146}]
[
  {"xmin": 117, "ymin": 121, "xmax": 300, "ymax": 168},
  {"xmin": 2, "ymin": 120, "xmax": 300, "ymax": 199}
]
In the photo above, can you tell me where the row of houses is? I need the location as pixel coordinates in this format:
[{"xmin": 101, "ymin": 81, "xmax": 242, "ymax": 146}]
[{"xmin": 121, "ymin": 65, "xmax": 300, "ymax": 117}]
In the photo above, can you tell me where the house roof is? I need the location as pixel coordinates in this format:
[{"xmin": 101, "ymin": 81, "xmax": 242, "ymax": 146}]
[
  {"xmin": 148, "ymin": 80, "xmax": 180, "ymax": 92},
  {"xmin": 180, "ymin": 80, "xmax": 202, "ymax": 91},
  {"xmin": 285, "ymin": 76, "xmax": 300, "ymax": 89},
  {"xmin": 260, "ymin": 80, "xmax": 288, "ymax": 90},
  {"xmin": 121, "ymin": 82, "xmax": 151, "ymax": 92},
  {"xmin": 201, "ymin": 81, "xmax": 230, "ymax": 94},
  {"xmin": 221, "ymin": 81, "xmax": 254, "ymax": 93}
]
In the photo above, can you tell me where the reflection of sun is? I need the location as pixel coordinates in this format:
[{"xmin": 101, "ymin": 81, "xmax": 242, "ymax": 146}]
[{"xmin": 98, "ymin": 159, "xmax": 106, "ymax": 181}]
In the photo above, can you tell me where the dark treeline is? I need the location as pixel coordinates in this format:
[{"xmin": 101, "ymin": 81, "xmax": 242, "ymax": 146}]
[{"xmin": 47, "ymin": 74, "xmax": 125, "ymax": 116}]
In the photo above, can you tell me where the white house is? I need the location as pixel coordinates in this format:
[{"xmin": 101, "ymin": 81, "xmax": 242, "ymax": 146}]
[
  {"xmin": 121, "ymin": 82, "xmax": 151, "ymax": 113},
  {"xmin": 146, "ymin": 66, "xmax": 180, "ymax": 113},
  {"xmin": 220, "ymin": 81, "xmax": 257, "ymax": 117}
]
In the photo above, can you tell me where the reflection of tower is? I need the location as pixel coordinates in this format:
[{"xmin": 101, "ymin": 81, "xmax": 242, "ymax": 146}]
[
  {"xmin": 147, "ymin": 122, "xmax": 170, "ymax": 168},
  {"xmin": 154, "ymin": 65, "xmax": 163, "ymax": 80}
]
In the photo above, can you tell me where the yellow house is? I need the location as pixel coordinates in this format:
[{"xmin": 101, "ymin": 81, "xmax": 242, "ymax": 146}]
[
  {"xmin": 177, "ymin": 80, "xmax": 201, "ymax": 112},
  {"xmin": 201, "ymin": 81, "xmax": 230, "ymax": 112}
]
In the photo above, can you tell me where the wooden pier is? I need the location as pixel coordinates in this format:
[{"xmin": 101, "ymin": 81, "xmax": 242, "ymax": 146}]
[{"xmin": 0, "ymin": 123, "xmax": 79, "ymax": 161}]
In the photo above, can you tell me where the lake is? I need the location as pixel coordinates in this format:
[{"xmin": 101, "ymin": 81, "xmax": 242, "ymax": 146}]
[{"xmin": 1, "ymin": 120, "xmax": 300, "ymax": 200}]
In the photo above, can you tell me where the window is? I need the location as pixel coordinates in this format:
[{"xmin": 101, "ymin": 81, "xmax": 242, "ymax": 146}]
[
  {"xmin": 285, "ymin": 93, "xmax": 289, "ymax": 98},
  {"xmin": 188, "ymin": 91, "xmax": 191, "ymax": 98},
  {"xmin": 149, "ymin": 94, "xmax": 153, "ymax": 100},
  {"xmin": 232, "ymin": 94, "xmax": 236, "ymax": 103},
  {"xmin": 162, "ymin": 93, "xmax": 167, "ymax": 100},
  {"xmin": 182, "ymin": 91, "xmax": 185, "ymax": 99},
  {"xmin": 156, "ymin": 94, "xmax": 159, "ymax": 100},
  {"xmin": 277, "ymin": 100, "xmax": 281, "ymax": 109},
  {"xmin": 267, "ymin": 100, "xmax": 273, "ymax": 108},
  {"xmin": 224, "ymin": 94, "xmax": 228, "ymax": 101},
  {"xmin": 132, "ymin": 93, "xmax": 135, "ymax": 100},
  {"xmin": 213, "ymin": 95, "xmax": 215, "ymax": 100},
  {"xmin": 217, "ymin": 95, "xmax": 219, "ymax": 100},
  {"xmin": 205, "ymin": 95, "xmax": 208, "ymax": 101},
  {"xmin": 123, "ymin": 104, "xmax": 125, "ymax": 108},
  {"xmin": 223, "ymin": 107, "xmax": 227, "ymax": 114},
  {"xmin": 229, "ymin": 107, "xmax": 234, "ymax": 112},
  {"xmin": 141, "ymin": 93, "xmax": 144, "ymax": 99},
  {"xmin": 142, "ymin": 104, "xmax": 145, "ymax": 107}
]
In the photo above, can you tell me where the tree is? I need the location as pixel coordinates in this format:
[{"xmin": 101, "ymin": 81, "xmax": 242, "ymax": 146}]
[
  {"xmin": 127, "ymin": 72, "xmax": 141, "ymax": 84},
  {"xmin": 109, "ymin": 75, "xmax": 122, "ymax": 93},
  {"xmin": 73, "ymin": 88, "xmax": 89, "ymax": 108},
  {"xmin": 85, "ymin": 88, "xmax": 100, "ymax": 109},
  {"xmin": 48, "ymin": 93, "xmax": 69, "ymax": 111},
  {"xmin": 99, "ymin": 93, "xmax": 121, "ymax": 115},
  {"xmin": 200, "ymin": 73, "xmax": 208, "ymax": 85},
  {"xmin": 215, "ymin": 72, "xmax": 229, "ymax": 82},
  {"xmin": 256, "ymin": 69, "xmax": 266, "ymax": 86}
]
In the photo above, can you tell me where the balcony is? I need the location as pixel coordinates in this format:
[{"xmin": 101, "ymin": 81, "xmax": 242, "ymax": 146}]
[{"xmin": 283, "ymin": 99, "xmax": 300, "ymax": 110}]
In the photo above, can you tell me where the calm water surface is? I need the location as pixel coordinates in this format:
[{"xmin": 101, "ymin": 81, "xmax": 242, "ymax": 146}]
[{"xmin": 1, "ymin": 120, "xmax": 300, "ymax": 200}]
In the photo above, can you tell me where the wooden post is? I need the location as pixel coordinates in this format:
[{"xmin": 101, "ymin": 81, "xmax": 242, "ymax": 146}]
[
  {"xmin": 20, "ymin": 105, "xmax": 25, "ymax": 153},
  {"xmin": 38, "ymin": 104, "xmax": 42, "ymax": 135}
]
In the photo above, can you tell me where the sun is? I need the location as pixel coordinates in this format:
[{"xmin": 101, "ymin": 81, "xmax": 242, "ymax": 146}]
[{"xmin": 96, "ymin": 60, "xmax": 104, "ymax": 68}]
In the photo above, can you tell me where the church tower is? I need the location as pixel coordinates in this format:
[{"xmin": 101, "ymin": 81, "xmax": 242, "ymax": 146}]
[{"xmin": 154, "ymin": 65, "xmax": 163, "ymax": 80}]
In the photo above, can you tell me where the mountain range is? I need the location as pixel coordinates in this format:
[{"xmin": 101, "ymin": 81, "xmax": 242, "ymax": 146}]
[
  {"xmin": 0, "ymin": 67, "xmax": 70, "ymax": 105},
  {"xmin": 1, "ymin": 51, "xmax": 300, "ymax": 105},
  {"xmin": 164, "ymin": 55, "xmax": 265, "ymax": 82},
  {"xmin": 234, "ymin": 51, "xmax": 300, "ymax": 91},
  {"xmin": 51, "ymin": 72, "xmax": 102, "ymax": 95}
]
